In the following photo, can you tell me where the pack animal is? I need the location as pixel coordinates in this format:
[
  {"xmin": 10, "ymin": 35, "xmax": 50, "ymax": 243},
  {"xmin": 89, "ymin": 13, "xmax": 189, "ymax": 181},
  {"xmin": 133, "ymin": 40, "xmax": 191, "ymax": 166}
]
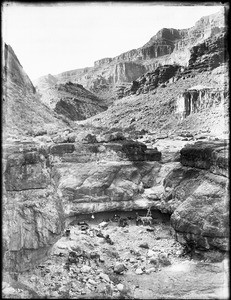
[{"xmin": 136, "ymin": 213, "xmax": 153, "ymax": 225}]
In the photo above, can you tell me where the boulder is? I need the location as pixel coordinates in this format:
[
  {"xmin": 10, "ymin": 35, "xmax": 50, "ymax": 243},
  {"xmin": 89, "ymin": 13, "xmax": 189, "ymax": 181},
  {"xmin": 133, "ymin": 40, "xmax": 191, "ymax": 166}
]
[{"xmin": 180, "ymin": 140, "xmax": 228, "ymax": 177}]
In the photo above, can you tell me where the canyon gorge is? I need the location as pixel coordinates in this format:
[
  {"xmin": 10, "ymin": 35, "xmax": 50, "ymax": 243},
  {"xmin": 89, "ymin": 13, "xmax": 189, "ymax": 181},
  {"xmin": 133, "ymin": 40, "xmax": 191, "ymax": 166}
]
[{"xmin": 2, "ymin": 7, "xmax": 229, "ymax": 299}]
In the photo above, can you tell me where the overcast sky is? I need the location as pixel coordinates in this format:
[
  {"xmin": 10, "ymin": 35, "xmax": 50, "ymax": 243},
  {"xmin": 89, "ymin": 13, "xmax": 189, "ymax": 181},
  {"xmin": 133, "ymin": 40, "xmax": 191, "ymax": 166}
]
[{"xmin": 2, "ymin": 2, "xmax": 223, "ymax": 80}]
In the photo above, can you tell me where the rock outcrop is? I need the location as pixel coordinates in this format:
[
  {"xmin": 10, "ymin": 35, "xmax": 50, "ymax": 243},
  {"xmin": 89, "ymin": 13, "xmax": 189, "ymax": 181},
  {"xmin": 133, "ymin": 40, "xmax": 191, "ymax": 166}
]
[
  {"xmin": 35, "ymin": 76, "xmax": 107, "ymax": 121},
  {"xmin": 138, "ymin": 138, "xmax": 229, "ymax": 252},
  {"xmin": 2, "ymin": 44, "xmax": 68, "ymax": 273},
  {"xmin": 180, "ymin": 140, "xmax": 229, "ymax": 177},
  {"xmin": 3, "ymin": 44, "xmax": 67, "ymax": 139},
  {"xmin": 182, "ymin": 30, "xmax": 226, "ymax": 76},
  {"xmin": 2, "ymin": 135, "xmax": 162, "ymax": 272},
  {"xmin": 167, "ymin": 141, "xmax": 228, "ymax": 251},
  {"xmin": 2, "ymin": 142, "xmax": 65, "ymax": 272},
  {"xmin": 176, "ymin": 84, "xmax": 227, "ymax": 119},
  {"xmin": 116, "ymin": 64, "xmax": 182, "ymax": 98}
]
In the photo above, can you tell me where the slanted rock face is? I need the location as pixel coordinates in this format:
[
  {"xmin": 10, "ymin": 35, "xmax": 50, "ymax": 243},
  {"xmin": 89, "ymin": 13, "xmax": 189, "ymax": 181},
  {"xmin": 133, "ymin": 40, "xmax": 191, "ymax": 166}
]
[
  {"xmin": 3, "ymin": 44, "xmax": 65, "ymax": 138},
  {"xmin": 35, "ymin": 79, "xmax": 107, "ymax": 121},
  {"xmin": 3, "ymin": 143, "xmax": 65, "ymax": 272},
  {"xmin": 170, "ymin": 173, "xmax": 229, "ymax": 251},
  {"xmin": 168, "ymin": 140, "xmax": 229, "ymax": 251}
]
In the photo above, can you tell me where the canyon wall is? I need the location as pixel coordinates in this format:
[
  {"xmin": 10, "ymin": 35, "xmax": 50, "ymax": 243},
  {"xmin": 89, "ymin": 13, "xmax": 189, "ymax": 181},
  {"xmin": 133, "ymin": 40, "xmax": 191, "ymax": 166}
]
[
  {"xmin": 3, "ymin": 44, "xmax": 67, "ymax": 138},
  {"xmin": 40, "ymin": 9, "xmax": 225, "ymax": 100}
]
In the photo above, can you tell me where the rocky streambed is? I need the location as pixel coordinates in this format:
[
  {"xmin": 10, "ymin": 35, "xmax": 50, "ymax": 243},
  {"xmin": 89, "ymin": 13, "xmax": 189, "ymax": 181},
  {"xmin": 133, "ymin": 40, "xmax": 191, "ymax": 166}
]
[{"xmin": 2, "ymin": 210, "xmax": 229, "ymax": 299}]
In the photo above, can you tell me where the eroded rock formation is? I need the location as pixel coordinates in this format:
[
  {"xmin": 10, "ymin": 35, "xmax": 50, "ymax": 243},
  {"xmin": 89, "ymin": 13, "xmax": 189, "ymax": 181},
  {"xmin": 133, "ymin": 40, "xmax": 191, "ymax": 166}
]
[
  {"xmin": 37, "ymin": 9, "xmax": 225, "ymax": 100},
  {"xmin": 116, "ymin": 64, "xmax": 182, "ymax": 98},
  {"xmin": 2, "ymin": 134, "xmax": 163, "ymax": 272},
  {"xmin": 35, "ymin": 76, "xmax": 107, "ymax": 121},
  {"xmin": 176, "ymin": 85, "xmax": 226, "ymax": 119}
]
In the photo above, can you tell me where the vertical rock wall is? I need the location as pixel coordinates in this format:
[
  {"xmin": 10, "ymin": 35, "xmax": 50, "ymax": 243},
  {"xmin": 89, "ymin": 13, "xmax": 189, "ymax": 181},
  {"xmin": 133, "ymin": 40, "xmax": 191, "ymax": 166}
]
[{"xmin": 176, "ymin": 86, "xmax": 225, "ymax": 119}]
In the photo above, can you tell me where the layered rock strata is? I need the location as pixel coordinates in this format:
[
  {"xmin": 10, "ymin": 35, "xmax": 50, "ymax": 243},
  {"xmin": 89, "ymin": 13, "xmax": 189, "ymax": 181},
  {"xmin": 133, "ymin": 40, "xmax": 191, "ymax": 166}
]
[
  {"xmin": 116, "ymin": 64, "xmax": 181, "ymax": 98},
  {"xmin": 41, "ymin": 9, "xmax": 225, "ymax": 99},
  {"xmin": 142, "ymin": 139, "xmax": 229, "ymax": 252},
  {"xmin": 3, "ymin": 137, "xmax": 162, "ymax": 272},
  {"xmin": 3, "ymin": 135, "xmax": 229, "ymax": 273}
]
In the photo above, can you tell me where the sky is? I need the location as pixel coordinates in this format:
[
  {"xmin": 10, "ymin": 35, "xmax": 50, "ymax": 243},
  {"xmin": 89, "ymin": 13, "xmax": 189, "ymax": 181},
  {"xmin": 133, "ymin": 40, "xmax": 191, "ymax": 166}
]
[{"xmin": 2, "ymin": 2, "xmax": 223, "ymax": 81}]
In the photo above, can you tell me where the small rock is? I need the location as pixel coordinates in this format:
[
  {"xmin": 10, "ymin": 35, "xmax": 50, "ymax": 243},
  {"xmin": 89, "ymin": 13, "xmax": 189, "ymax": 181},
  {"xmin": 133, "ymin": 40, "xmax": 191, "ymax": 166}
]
[
  {"xmin": 116, "ymin": 283, "xmax": 124, "ymax": 292},
  {"xmin": 114, "ymin": 262, "xmax": 127, "ymax": 274},
  {"xmin": 95, "ymin": 268, "xmax": 103, "ymax": 275},
  {"xmin": 81, "ymin": 265, "xmax": 91, "ymax": 273},
  {"xmin": 98, "ymin": 221, "xmax": 108, "ymax": 229},
  {"xmin": 146, "ymin": 227, "xmax": 155, "ymax": 232},
  {"xmin": 3, "ymin": 287, "xmax": 16, "ymax": 295},
  {"xmin": 176, "ymin": 250, "xmax": 183, "ymax": 256},
  {"xmin": 147, "ymin": 250, "xmax": 155, "ymax": 257},
  {"xmin": 130, "ymin": 258, "xmax": 136, "ymax": 263},
  {"xmin": 99, "ymin": 257, "xmax": 105, "ymax": 262},
  {"xmin": 99, "ymin": 272, "xmax": 110, "ymax": 282},
  {"xmin": 135, "ymin": 268, "xmax": 143, "ymax": 275},
  {"xmin": 158, "ymin": 253, "xmax": 171, "ymax": 266},
  {"xmin": 149, "ymin": 256, "xmax": 159, "ymax": 265},
  {"xmin": 139, "ymin": 242, "xmax": 149, "ymax": 249},
  {"xmin": 130, "ymin": 249, "xmax": 141, "ymax": 256},
  {"xmin": 88, "ymin": 279, "xmax": 97, "ymax": 285},
  {"xmin": 145, "ymin": 267, "xmax": 156, "ymax": 274}
]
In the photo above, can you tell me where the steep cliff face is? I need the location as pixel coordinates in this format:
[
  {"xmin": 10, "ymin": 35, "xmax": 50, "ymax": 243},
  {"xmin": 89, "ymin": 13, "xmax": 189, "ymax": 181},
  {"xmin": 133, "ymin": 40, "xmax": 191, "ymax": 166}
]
[
  {"xmin": 184, "ymin": 30, "xmax": 226, "ymax": 74},
  {"xmin": 3, "ymin": 44, "xmax": 66, "ymax": 139},
  {"xmin": 40, "ymin": 9, "xmax": 225, "ymax": 101},
  {"xmin": 176, "ymin": 84, "xmax": 227, "ymax": 120},
  {"xmin": 2, "ymin": 44, "xmax": 68, "ymax": 273},
  {"xmin": 116, "ymin": 64, "xmax": 182, "ymax": 98}
]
